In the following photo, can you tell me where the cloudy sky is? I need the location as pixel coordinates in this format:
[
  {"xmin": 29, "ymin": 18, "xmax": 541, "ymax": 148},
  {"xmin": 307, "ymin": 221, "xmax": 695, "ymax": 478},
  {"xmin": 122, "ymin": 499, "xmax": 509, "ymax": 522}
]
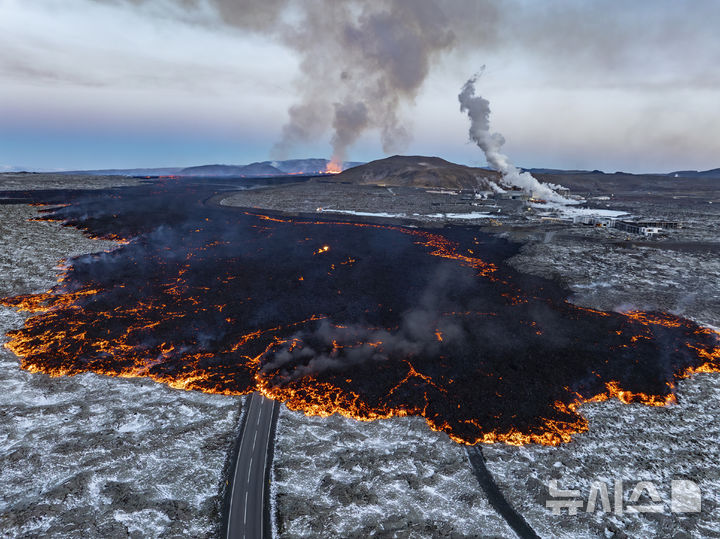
[{"xmin": 1, "ymin": 0, "xmax": 718, "ymax": 172}]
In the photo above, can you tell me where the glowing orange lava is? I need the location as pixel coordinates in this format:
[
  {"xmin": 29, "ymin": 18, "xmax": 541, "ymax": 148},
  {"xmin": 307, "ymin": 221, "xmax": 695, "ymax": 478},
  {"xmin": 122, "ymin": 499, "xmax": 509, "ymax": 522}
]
[{"xmin": 324, "ymin": 159, "xmax": 343, "ymax": 174}]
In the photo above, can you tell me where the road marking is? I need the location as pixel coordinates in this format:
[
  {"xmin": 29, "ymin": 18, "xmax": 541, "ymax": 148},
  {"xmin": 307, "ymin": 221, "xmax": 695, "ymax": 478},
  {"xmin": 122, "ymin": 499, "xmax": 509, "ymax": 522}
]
[
  {"xmin": 243, "ymin": 491, "xmax": 248, "ymax": 524},
  {"xmin": 247, "ymin": 457, "xmax": 253, "ymax": 484},
  {"xmin": 252, "ymin": 430, "xmax": 257, "ymax": 451}
]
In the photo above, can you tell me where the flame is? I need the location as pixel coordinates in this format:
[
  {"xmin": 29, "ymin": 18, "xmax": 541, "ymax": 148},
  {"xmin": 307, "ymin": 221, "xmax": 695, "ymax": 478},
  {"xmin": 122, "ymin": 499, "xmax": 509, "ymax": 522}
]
[{"xmin": 324, "ymin": 159, "xmax": 343, "ymax": 174}]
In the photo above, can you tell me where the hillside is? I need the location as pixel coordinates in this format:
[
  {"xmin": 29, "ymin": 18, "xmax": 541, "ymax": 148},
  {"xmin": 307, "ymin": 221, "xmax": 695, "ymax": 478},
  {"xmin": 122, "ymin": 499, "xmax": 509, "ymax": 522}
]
[
  {"xmin": 179, "ymin": 162, "xmax": 283, "ymax": 177},
  {"xmin": 327, "ymin": 155, "xmax": 501, "ymax": 190},
  {"xmin": 270, "ymin": 159, "xmax": 364, "ymax": 174},
  {"xmin": 667, "ymin": 168, "xmax": 720, "ymax": 179}
]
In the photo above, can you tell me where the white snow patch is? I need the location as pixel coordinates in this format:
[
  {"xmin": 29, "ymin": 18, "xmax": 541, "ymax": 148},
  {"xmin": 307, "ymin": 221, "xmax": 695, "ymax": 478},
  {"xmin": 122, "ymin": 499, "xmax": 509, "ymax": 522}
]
[
  {"xmin": 426, "ymin": 212, "xmax": 497, "ymax": 219},
  {"xmin": 531, "ymin": 202, "xmax": 628, "ymax": 219},
  {"xmin": 114, "ymin": 509, "xmax": 171, "ymax": 536},
  {"xmin": 318, "ymin": 209, "xmax": 407, "ymax": 218}
]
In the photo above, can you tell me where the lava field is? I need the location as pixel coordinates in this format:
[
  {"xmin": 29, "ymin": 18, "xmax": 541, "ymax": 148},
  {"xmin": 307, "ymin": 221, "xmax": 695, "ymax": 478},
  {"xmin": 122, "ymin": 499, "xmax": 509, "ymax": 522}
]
[{"xmin": 1, "ymin": 179, "xmax": 718, "ymax": 446}]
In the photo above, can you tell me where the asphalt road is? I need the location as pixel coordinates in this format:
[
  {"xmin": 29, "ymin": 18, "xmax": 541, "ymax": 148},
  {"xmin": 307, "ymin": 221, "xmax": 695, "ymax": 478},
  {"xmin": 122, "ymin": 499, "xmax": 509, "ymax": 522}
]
[{"xmin": 226, "ymin": 393, "xmax": 279, "ymax": 539}]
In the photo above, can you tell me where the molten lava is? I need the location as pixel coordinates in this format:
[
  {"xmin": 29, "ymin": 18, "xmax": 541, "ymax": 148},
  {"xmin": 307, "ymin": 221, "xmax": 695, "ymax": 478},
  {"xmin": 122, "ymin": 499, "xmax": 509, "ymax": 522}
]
[
  {"xmin": 324, "ymin": 159, "xmax": 343, "ymax": 174},
  {"xmin": 1, "ymin": 179, "xmax": 719, "ymax": 446}
]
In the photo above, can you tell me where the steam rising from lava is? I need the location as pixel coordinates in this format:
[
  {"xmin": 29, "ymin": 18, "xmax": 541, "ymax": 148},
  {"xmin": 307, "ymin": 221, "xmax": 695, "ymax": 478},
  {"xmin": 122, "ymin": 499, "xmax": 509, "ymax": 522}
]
[
  {"xmin": 1, "ymin": 180, "xmax": 719, "ymax": 446},
  {"xmin": 459, "ymin": 71, "xmax": 568, "ymax": 202}
]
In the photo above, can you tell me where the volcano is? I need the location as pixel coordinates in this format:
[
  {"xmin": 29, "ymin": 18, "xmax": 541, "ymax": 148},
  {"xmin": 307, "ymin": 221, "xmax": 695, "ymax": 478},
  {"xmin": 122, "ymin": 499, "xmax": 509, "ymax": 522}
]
[{"xmin": 326, "ymin": 155, "xmax": 501, "ymax": 190}]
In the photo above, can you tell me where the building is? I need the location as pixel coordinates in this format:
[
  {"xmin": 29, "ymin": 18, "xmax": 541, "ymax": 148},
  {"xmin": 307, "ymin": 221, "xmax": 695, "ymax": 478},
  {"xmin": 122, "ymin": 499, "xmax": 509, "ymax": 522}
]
[{"xmin": 613, "ymin": 220, "xmax": 676, "ymax": 236}]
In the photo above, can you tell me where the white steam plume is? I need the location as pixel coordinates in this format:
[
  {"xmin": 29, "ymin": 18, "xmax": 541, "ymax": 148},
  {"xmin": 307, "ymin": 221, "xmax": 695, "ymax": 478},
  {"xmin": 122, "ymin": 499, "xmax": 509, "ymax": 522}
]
[{"xmin": 459, "ymin": 71, "xmax": 568, "ymax": 202}]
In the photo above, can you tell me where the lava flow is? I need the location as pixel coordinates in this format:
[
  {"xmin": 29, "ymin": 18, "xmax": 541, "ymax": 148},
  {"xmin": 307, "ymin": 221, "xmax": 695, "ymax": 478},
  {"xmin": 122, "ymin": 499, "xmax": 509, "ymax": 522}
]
[{"xmin": 1, "ymin": 179, "xmax": 719, "ymax": 446}]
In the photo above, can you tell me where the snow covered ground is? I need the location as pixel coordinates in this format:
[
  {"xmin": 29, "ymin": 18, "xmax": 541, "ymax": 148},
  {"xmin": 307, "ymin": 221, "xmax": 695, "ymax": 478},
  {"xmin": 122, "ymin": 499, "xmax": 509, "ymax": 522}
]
[
  {"xmin": 425, "ymin": 212, "xmax": 496, "ymax": 219},
  {"xmin": 484, "ymin": 373, "xmax": 720, "ymax": 538},
  {"xmin": 0, "ymin": 204, "xmax": 243, "ymax": 537},
  {"xmin": 318, "ymin": 209, "xmax": 408, "ymax": 218},
  {"xmin": 271, "ymin": 411, "xmax": 513, "ymax": 537},
  {"xmin": 318, "ymin": 208, "xmax": 498, "ymax": 221},
  {"xmin": 530, "ymin": 201, "xmax": 629, "ymax": 220},
  {"xmin": 486, "ymin": 228, "xmax": 720, "ymax": 536}
]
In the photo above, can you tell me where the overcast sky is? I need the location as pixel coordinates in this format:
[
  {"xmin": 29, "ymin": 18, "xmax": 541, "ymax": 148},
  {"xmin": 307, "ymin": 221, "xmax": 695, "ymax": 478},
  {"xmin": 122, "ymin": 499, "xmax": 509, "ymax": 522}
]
[{"xmin": 1, "ymin": 0, "xmax": 718, "ymax": 172}]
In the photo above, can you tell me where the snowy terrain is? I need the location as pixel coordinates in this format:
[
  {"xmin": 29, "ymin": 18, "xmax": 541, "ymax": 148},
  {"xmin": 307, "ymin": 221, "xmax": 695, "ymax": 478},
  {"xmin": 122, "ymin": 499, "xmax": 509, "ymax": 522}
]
[
  {"xmin": 271, "ymin": 411, "xmax": 514, "ymax": 537},
  {"xmin": 530, "ymin": 202, "xmax": 628, "ymax": 220},
  {"xmin": 425, "ymin": 212, "xmax": 496, "ymax": 219},
  {"xmin": 318, "ymin": 209, "xmax": 408, "ymax": 218},
  {"xmin": 484, "ymin": 374, "xmax": 720, "ymax": 537},
  {"xmin": 510, "ymin": 234, "xmax": 720, "ymax": 335},
  {"xmin": 318, "ymin": 208, "xmax": 497, "ymax": 221},
  {"xmin": 0, "ymin": 204, "xmax": 243, "ymax": 537}
]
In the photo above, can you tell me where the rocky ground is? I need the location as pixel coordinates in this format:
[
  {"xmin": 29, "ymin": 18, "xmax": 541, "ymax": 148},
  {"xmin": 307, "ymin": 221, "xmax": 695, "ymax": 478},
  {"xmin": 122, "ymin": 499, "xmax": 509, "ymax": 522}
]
[
  {"xmin": 0, "ymin": 201, "xmax": 243, "ymax": 537},
  {"xmin": 0, "ymin": 172, "xmax": 141, "ymax": 191},
  {"xmin": 220, "ymin": 180, "xmax": 511, "ymax": 225}
]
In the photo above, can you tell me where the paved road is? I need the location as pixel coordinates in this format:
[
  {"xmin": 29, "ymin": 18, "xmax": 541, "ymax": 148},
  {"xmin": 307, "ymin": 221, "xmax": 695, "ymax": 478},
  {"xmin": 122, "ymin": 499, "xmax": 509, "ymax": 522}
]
[
  {"xmin": 466, "ymin": 446, "xmax": 539, "ymax": 539},
  {"xmin": 226, "ymin": 393, "xmax": 278, "ymax": 539}
]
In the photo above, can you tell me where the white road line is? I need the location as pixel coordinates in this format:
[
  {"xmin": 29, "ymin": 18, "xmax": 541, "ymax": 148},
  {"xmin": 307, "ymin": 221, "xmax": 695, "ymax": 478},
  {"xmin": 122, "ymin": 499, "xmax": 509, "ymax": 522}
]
[
  {"xmin": 243, "ymin": 491, "xmax": 248, "ymax": 524},
  {"xmin": 252, "ymin": 430, "xmax": 258, "ymax": 451},
  {"xmin": 247, "ymin": 457, "xmax": 253, "ymax": 484}
]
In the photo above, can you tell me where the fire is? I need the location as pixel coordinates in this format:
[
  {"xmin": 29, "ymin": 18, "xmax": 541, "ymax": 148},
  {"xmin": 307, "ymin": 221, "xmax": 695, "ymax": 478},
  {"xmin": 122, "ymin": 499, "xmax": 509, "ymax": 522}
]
[{"xmin": 324, "ymin": 159, "xmax": 343, "ymax": 174}]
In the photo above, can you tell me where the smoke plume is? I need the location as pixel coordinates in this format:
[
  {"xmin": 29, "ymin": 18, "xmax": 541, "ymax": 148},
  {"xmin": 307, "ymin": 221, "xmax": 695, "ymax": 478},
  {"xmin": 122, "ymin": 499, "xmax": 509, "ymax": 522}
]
[
  {"xmin": 85, "ymin": 0, "xmax": 720, "ymax": 170},
  {"xmin": 459, "ymin": 71, "xmax": 568, "ymax": 202},
  {"xmin": 271, "ymin": 0, "xmax": 461, "ymax": 167}
]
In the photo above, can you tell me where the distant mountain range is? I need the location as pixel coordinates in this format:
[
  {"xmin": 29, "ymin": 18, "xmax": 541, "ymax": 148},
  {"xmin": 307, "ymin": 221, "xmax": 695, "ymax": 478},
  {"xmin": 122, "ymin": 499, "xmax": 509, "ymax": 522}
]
[
  {"xmin": 4, "ymin": 160, "xmax": 719, "ymax": 179},
  {"xmin": 524, "ymin": 167, "xmax": 720, "ymax": 179},
  {"xmin": 54, "ymin": 167, "xmax": 185, "ymax": 177},
  {"xmin": 666, "ymin": 168, "xmax": 720, "ymax": 179},
  {"xmin": 178, "ymin": 159, "xmax": 364, "ymax": 177},
  {"xmin": 178, "ymin": 162, "xmax": 284, "ymax": 177},
  {"xmin": 47, "ymin": 159, "xmax": 365, "ymax": 178}
]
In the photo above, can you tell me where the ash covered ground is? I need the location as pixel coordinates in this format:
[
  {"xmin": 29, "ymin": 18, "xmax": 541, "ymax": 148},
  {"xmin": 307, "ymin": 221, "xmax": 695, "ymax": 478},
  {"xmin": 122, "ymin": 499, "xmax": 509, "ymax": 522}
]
[
  {"xmin": 0, "ymin": 181, "xmax": 243, "ymax": 537},
  {"xmin": 222, "ymin": 173, "xmax": 720, "ymax": 537}
]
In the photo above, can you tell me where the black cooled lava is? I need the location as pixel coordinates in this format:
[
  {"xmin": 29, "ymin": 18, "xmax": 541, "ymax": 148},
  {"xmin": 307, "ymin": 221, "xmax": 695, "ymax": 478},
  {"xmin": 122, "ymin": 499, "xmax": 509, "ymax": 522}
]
[{"xmin": 1, "ymin": 178, "xmax": 718, "ymax": 445}]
